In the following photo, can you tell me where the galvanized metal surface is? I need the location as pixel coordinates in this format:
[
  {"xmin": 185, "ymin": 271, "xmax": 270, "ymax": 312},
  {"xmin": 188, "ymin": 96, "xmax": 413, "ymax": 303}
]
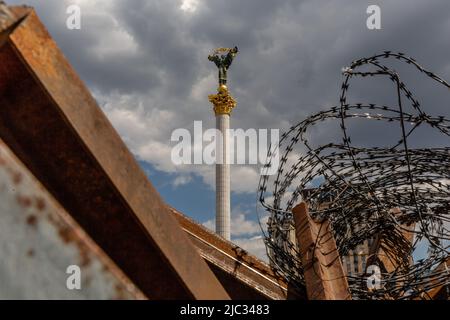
[
  {"xmin": 0, "ymin": 6, "xmax": 228, "ymax": 300},
  {"xmin": 0, "ymin": 138, "xmax": 145, "ymax": 299}
]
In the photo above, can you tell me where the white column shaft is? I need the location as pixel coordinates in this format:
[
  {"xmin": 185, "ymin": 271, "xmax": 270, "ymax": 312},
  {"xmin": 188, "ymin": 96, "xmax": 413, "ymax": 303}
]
[{"xmin": 216, "ymin": 114, "xmax": 231, "ymax": 240}]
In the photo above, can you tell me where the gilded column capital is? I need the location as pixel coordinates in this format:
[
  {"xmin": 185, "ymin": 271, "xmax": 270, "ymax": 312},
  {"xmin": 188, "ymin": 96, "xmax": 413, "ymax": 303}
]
[{"xmin": 208, "ymin": 85, "xmax": 237, "ymax": 116}]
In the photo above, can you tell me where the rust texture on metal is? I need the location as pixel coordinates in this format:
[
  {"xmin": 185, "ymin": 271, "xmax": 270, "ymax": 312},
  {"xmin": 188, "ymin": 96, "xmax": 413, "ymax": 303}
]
[
  {"xmin": 0, "ymin": 6, "xmax": 228, "ymax": 300},
  {"xmin": 171, "ymin": 207, "xmax": 305, "ymax": 300},
  {"xmin": 368, "ymin": 208, "xmax": 415, "ymax": 273},
  {"xmin": 0, "ymin": 137, "xmax": 145, "ymax": 299},
  {"xmin": 293, "ymin": 202, "xmax": 351, "ymax": 300},
  {"xmin": 0, "ymin": 2, "xmax": 18, "ymax": 31},
  {"xmin": 419, "ymin": 257, "xmax": 450, "ymax": 300}
]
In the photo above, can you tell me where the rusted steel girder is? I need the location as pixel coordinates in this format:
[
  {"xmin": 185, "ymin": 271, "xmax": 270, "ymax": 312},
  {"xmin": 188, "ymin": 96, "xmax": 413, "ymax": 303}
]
[
  {"xmin": 171, "ymin": 207, "xmax": 306, "ymax": 300},
  {"xmin": 367, "ymin": 208, "xmax": 415, "ymax": 273},
  {"xmin": 419, "ymin": 257, "xmax": 450, "ymax": 300},
  {"xmin": 0, "ymin": 5, "xmax": 229, "ymax": 300},
  {"xmin": 0, "ymin": 137, "xmax": 145, "ymax": 299},
  {"xmin": 293, "ymin": 202, "xmax": 351, "ymax": 300}
]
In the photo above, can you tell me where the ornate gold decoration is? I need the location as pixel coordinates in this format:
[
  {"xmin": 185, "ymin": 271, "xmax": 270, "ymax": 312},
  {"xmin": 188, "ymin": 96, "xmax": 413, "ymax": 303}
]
[
  {"xmin": 208, "ymin": 84, "xmax": 237, "ymax": 116},
  {"xmin": 212, "ymin": 47, "xmax": 234, "ymax": 55}
]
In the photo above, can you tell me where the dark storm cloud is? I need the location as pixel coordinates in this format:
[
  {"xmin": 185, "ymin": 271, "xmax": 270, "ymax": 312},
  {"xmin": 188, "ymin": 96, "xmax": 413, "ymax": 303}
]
[{"xmin": 6, "ymin": 0, "xmax": 450, "ymax": 173}]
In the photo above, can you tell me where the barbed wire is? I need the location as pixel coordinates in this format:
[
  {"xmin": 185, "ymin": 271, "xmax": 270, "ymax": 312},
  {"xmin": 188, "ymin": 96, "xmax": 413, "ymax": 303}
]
[{"xmin": 257, "ymin": 52, "xmax": 450, "ymax": 299}]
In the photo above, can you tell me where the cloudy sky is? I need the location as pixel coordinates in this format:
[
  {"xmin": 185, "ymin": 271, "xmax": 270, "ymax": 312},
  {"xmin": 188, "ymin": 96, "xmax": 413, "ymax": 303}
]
[{"xmin": 8, "ymin": 0, "xmax": 450, "ymax": 260}]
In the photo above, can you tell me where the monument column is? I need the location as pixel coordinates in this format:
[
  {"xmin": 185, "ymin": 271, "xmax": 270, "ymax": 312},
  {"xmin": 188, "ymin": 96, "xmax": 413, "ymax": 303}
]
[{"xmin": 208, "ymin": 47, "xmax": 238, "ymax": 240}]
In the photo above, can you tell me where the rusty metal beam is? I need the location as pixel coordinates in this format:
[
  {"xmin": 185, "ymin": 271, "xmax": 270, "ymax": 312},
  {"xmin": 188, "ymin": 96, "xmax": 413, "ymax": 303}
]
[
  {"xmin": 293, "ymin": 202, "xmax": 351, "ymax": 300},
  {"xmin": 0, "ymin": 5, "xmax": 228, "ymax": 300},
  {"xmin": 419, "ymin": 257, "xmax": 450, "ymax": 300},
  {"xmin": 367, "ymin": 208, "xmax": 415, "ymax": 273},
  {"xmin": 171, "ymin": 207, "xmax": 306, "ymax": 300},
  {"xmin": 0, "ymin": 137, "xmax": 145, "ymax": 299}
]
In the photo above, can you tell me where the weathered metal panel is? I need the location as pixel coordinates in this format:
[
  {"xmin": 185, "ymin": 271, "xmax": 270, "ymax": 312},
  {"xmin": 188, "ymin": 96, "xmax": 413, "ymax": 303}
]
[
  {"xmin": 0, "ymin": 6, "xmax": 228, "ymax": 300},
  {"xmin": 0, "ymin": 138, "xmax": 145, "ymax": 299}
]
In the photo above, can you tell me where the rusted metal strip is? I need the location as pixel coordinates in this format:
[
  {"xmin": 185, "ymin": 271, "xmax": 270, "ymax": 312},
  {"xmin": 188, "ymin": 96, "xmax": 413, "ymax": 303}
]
[
  {"xmin": 0, "ymin": 6, "xmax": 228, "ymax": 300},
  {"xmin": 419, "ymin": 257, "xmax": 450, "ymax": 300},
  {"xmin": 171, "ymin": 207, "xmax": 306, "ymax": 300},
  {"xmin": 367, "ymin": 208, "xmax": 415, "ymax": 273},
  {"xmin": 0, "ymin": 137, "xmax": 145, "ymax": 299},
  {"xmin": 293, "ymin": 202, "xmax": 351, "ymax": 300},
  {"xmin": 0, "ymin": 2, "xmax": 18, "ymax": 31}
]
